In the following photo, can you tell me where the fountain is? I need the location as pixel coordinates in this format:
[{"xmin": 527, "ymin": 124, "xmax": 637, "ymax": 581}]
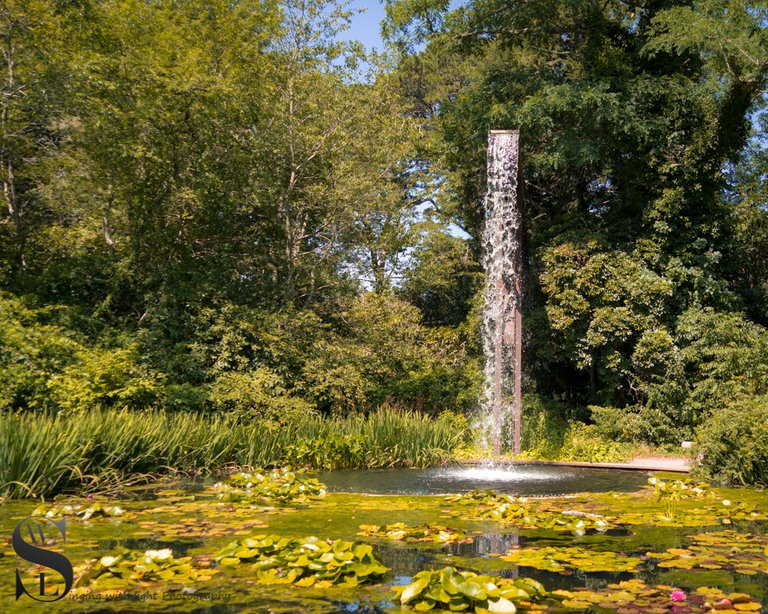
[
  {"xmin": 314, "ymin": 130, "xmax": 652, "ymax": 496},
  {"xmin": 482, "ymin": 130, "xmax": 524, "ymax": 457}
]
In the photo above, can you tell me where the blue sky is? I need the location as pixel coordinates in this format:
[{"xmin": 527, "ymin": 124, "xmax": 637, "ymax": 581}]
[{"xmin": 339, "ymin": 0, "xmax": 388, "ymax": 51}]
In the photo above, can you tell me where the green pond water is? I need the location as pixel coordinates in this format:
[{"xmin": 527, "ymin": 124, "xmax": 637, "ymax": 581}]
[{"xmin": 0, "ymin": 468, "xmax": 766, "ymax": 613}]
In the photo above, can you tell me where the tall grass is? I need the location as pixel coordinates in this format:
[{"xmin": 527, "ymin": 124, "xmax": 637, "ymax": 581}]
[{"xmin": 0, "ymin": 407, "xmax": 465, "ymax": 499}]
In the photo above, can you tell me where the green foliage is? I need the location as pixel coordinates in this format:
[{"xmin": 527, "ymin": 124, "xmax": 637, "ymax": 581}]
[
  {"xmin": 32, "ymin": 502, "xmax": 124, "ymax": 520},
  {"xmin": 399, "ymin": 230, "xmax": 483, "ymax": 327},
  {"xmin": 73, "ymin": 548, "xmax": 216, "ymax": 591},
  {"xmin": 0, "ymin": 406, "xmax": 464, "ymax": 498},
  {"xmin": 190, "ymin": 295, "xmax": 476, "ymax": 417},
  {"xmin": 357, "ymin": 522, "xmax": 471, "ymax": 544},
  {"xmin": 647, "ymin": 530, "xmax": 768, "ymax": 576},
  {"xmin": 302, "ymin": 293, "xmax": 480, "ymax": 414},
  {"xmin": 208, "ymin": 369, "xmax": 315, "ymax": 423},
  {"xmin": 515, "ymin": 395, "xmax": 633, "ymax": 462},
  {"xmin": 0, "ymin": 293, "xmax": 164, "ymax": 413},
  {"xmin": 675, "ymin": 309, "xmax": 768, "ymax": 419},
  {"xmin": 556, "ymin": 423, "xmax": 630, "ymax": 464},
  {"xmin": 646, "ymin": 477, "xmax": 712, "ymax": 518},
  {"xmin": 393, "ymin": 566, "xmax": 547, "ymax": 612},
  {"xmin": 694, "ymin": 396, "xmax": 768, "ymax": 486},
  {"xmin": 590, "ymin": 405, "xmax": 684, "ymax": 447},
  {"xmin": 215, "ymin": 535, "xmax": 389, "ymax": 586},
  {"xmin": 0, "ymin": 293, "xmax": 81, "ymax": 411},
  {"xmin": 552, "ymin": 580, "xmax": 764, "ymax": 613},
  {"xmin": 213, "ymin": 468, "xmax": 326, "ymax": 505},
  {"xmin": 49, "ymin": 344, "xmax": 164, "ymax": 413},
  {"xmin": 501, "ymin": 546, "xmax": 640, "ymax": 574},
  {"xmin": 445, "ymin": 490, "xmax": 615, "ymax": 535}
]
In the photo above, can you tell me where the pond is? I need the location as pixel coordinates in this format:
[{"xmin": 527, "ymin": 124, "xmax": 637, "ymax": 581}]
[
  {"xmin": 318, "ymin": 464, "xmax": 650, "ymax": 496},
  {"xmin": 0, "ymin": 467, "xmax": 766, "ymax": 613}
]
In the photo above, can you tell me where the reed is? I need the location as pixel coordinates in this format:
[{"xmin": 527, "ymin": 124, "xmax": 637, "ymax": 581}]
[{"xmin": 0, "ymin": 406, "xmax": 465, "ymax": 498}]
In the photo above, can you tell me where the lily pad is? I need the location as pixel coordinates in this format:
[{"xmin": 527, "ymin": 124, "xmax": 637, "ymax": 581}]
[
  {"xmin": 500, "ymin": 546, "xmax": 641, "ymax": 573},
  {"xmin": 215, "ymin": 534, "xmax": 388, "ymax": 586},
  {"xmin": 394, "ymin": 566, "xmax": 547, "ymax": 612},
  {"xmin": 212, "ymin": 467, "xmax": 326, "ymax": 505},
  {"xmin": 647, "ymin": 531, "xmax": 768, "ymax": 575},
  {"xmin": 358, "ymin": 522, "xmax": 473, "ymax": 544}
]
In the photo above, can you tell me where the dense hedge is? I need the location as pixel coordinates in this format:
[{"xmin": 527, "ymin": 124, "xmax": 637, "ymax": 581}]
[{"xmin": 694, "ymin": 396, "xmax": 768, "ymax": 487}]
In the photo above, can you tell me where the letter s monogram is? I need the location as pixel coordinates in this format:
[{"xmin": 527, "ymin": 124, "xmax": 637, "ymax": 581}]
[{"xmin": 13, "ymin": 516, "xmax": 73, "ymax": 602}]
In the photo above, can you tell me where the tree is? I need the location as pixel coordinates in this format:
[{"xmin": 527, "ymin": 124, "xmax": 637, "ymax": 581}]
[{"xmin": 385, "ymin": 0, "xmax": 768, "ymax": 428}]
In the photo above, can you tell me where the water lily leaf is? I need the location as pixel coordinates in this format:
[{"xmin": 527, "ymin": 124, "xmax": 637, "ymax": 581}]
[
  {"xmin": 487, "ymin": 596, "xmax": 516, "ymax": 612},
  {"xmin": 358, "ymin": 522, "xmax": 472, "ymax": 544},
  {"xmin": 401, "ymin": 576, "xmax": 431, "ymax": 603},
  {"xmin": 414, "ymin": 599, "xmax": 436, "ymax": 611}
]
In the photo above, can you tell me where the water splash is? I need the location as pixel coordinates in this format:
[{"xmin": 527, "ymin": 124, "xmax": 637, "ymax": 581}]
[{"xmin": 481, "ymin": 130, "xmax": 524, "ymax": 457}]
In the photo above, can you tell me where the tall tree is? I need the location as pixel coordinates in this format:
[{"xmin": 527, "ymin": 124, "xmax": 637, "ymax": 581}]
[{"xmin": 386, "ymin": 0, "xmax": 768, "ymax": 410}]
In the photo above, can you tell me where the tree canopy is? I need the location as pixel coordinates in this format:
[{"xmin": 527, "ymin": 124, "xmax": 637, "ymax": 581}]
[{"xmin": 0, "ymin": 0, "xmax": 767, "ymax": 446}]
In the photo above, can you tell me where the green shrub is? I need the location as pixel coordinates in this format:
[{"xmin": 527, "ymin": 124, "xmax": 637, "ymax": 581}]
[
  {"xmin": 557, "ymin": 423, "xmax": 631, "ymax": 463},
  {"xmin": 207, "ymin": 368, "xmax": 315, "ymax": 422},
  {"xmin": 694, "ymin": 396, "xmax": 768, "ymax": 486},
  {"xmin": 48, "ymin": 345, "xmax": 164, "ymax": 412},
  {"xmin": 0, "ymin": 293, "xmax": 165, "ymax": 413},
  {"xmin": 516, "ymin": 394, "xmax": 569, "ymax": 459},
  {"xmin": 514, "ymin": 395, "xmax": 632, "ymax": 463},
  {"xmin": 590, "ymin": 404, "xmax": 687, "ymax": 445},
  {"xmin": 0, "ymin": 293, "xmax": 81, "ymax": 411}
]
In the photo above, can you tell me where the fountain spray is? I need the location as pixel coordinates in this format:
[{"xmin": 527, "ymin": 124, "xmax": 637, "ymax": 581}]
[{"xmin": 482, "ymin": 130, "xmax": 524, "ymax": 458}]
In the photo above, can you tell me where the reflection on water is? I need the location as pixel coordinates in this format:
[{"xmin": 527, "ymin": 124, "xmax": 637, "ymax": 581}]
[
  {"xmin": 319, "ymin": 464, "xmax": 649, "ymax": 496},
  {"xmin": 450, "ymin": 530, "xmax": 520, "ymax": 557},
  {"xmin": 97, "ymin": 537, "xmax": 203, "ymax": 555}
]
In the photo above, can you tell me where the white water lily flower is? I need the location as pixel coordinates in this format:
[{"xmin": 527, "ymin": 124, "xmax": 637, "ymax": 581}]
[
  {"xmin": 100, "ymin": 556, "xmax": 120, "ymax": 567},
  {"xmin": 648, "ymin": 477, "xmax": 658, "ymax": 485},
  {"xmin": 722, "ymin": 499, "xmax": 731, "ymax": 506},
  {"xmin": 144, "ymin": 549, "xmax": 173, "ymax": 563}
]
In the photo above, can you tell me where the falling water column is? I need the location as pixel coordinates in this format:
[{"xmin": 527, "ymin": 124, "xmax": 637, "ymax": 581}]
[{"xmin": 482, "ymin": 130, "xmax": 524, "ymax": 457}]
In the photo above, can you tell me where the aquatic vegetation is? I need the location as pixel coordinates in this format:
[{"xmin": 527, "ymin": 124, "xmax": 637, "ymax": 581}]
[
  {"xmin": 0, "ymin": 407, "xmax": 463, "ymax": 499},
  {"xmin": 445, "ymin": 489, "xmax": 526, "ymax": 507},
  {"xmin": 213, "ymin": 468, "xmax": 326, "ymax": 505},
  {"xmin": 647, "ymin": 477, "xmax": 713, "ymax": 518},
  {"xmin": 717, "ymin": 500, "xmax": 765, "ymax": 524},
  {"xmin": 394, "ymin": 566, "xmax": 547, "ymax": 613},
  {"xmin": 31, "ymin": 501, "xmax": 124, "ymax": 520},
  {"xmin": 552, "ymin": 580, "xmax": 763, "ymax": 613},
  {"xmin": 500, "ymin": 546, "xmax": 641, "ymax": 573},
  {"xmin": 647, "ymin": 530, "xmax": 768, "ymax": 575},
  {"xmin": 615, "ymin": 499, "xmax": 765, "ymax": 527},
  {"xmin": 71, "ymin": 548, "xmax": 216, "ymax": 592},
  {"xmin": 445, "ymin": 490, "xmax": 615, "ymax": 534},
  {"xmin": 357, "ymin": 522, "xmax": 472, "ymax": 544},
  {"xmin": 215, "ymin": 535, "xmax": 389, "ymax": 586},
  {"xmin": 4, "ymin": 480, "xmax": 768, "ymax": 612}
]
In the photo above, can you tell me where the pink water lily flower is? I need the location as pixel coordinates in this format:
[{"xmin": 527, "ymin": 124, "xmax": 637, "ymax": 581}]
[{"xmin": 671, "ymin": 590, "xmax": 687, "ymax": 602}]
